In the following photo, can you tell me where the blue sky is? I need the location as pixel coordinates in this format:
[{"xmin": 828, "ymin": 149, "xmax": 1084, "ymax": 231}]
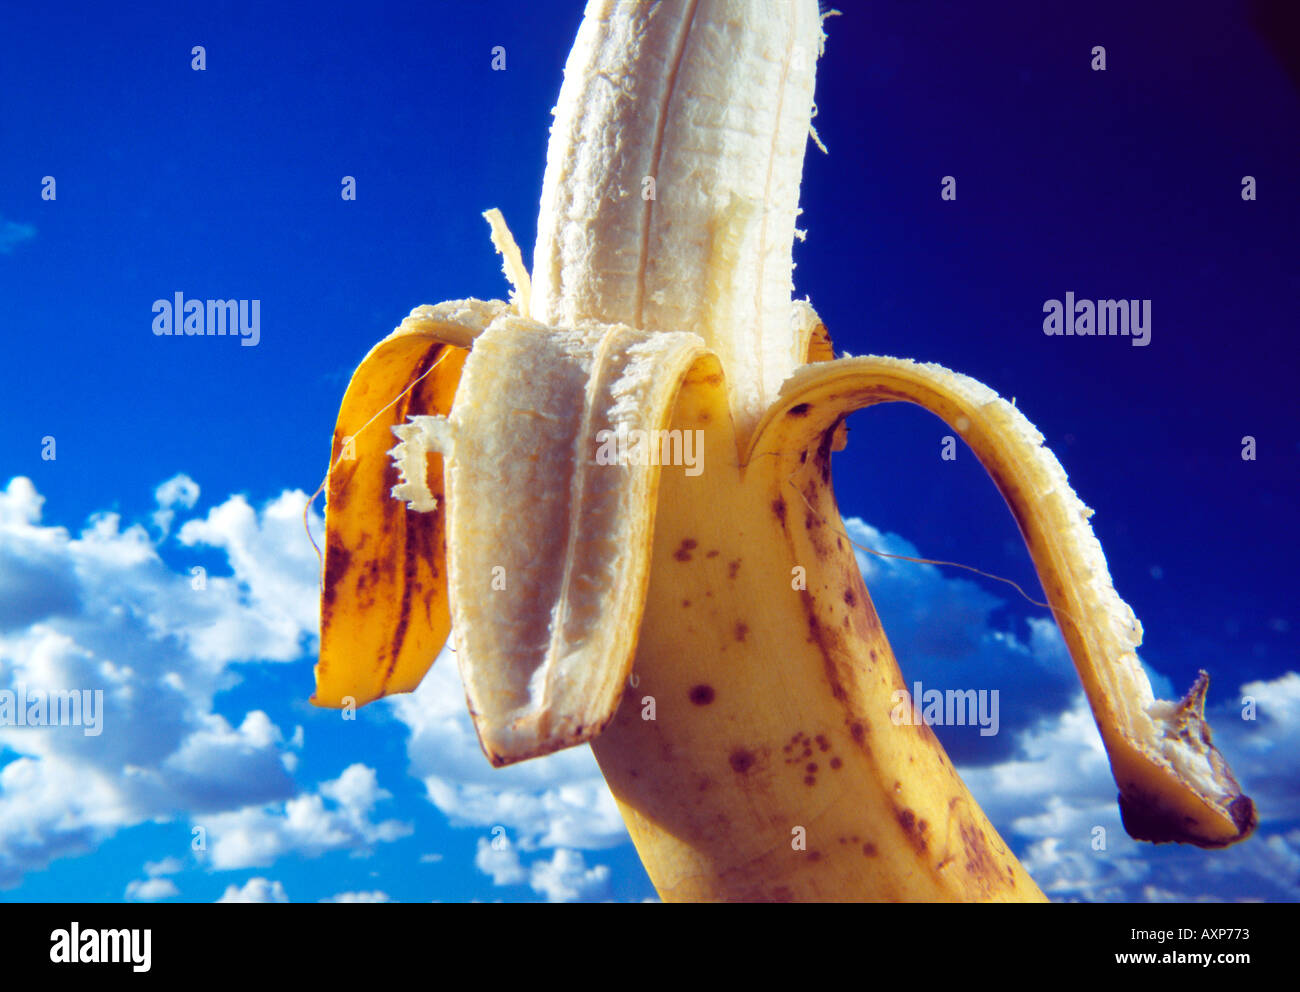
[{"xmin": 0, "ymin": 0, "xmax": 1296, "ymax": 902}]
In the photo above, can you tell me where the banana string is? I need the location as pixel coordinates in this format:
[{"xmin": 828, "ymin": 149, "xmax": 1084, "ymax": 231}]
[{"xmin": 783, "ymin": 472, "xmax": 1087, "ymax": 632}]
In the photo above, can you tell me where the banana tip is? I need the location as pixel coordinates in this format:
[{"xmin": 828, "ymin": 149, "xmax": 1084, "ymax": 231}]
[{"xmin": 1118, "ymin": 787, "xmax": 1258, "ymax": 849}]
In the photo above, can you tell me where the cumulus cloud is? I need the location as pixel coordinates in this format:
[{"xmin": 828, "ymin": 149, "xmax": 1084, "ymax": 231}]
[
  {"xmin": 198, "ymin": 764, "xmax": 412, "ymax": 870},
  {"xmin": 1230, "ymin": 672, "xmax": 1300, "ymax": 821},
  {"xmin": 0, "ymin": 476, "xmax": 319, "ymax": 887},
  {"xmin": 152, "ymin": 474, "xmax": 200, "ymax": 536},
  {"xmin": 127, "ymin": 854, "xmax": 188, "ymax": 897},
  {"xmin": 143, "ymin": 856, "xmax": 184, "ymax": 876},
  {"xmin": 391, "ymin": 643, "xmax": 628, "ymax": 852},
  {"xmin": 957, "ymin": 681, "xmax": 1300, "ymax": 902},
  {"xmin": 473, "ymin": 837, "xmax": 527, "ymax": 887},
  {"xmin": 0, "ymin": 472, "xmax": 1294, "ymax": 905},
  {"xmin": 176, "ymin": 492, "xmax": 321, "ymax": 657},
  {"xmin": 843, "ymin": 518, "xmax": 1080, "ymax": 763},
  {"xmin": 217, "ymin": 878, "xmax": 289, "ymax": 903},
  {"xmin": 473, "ymin": 838, "xmax": 609, "ymax": 902},
  {"xmin": 528, "ymin": 847, "xmax": 610, "ymax": 902},
  {"xmin": 322, "ymin": 890, "xmax": 392, "ymax": 903},
  {"xmin": 125, "ymin": 877, "xmax": 179, "ymax": 901}
]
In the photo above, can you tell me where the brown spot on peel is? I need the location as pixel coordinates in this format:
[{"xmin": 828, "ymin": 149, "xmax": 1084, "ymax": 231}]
[
  {"xmin": 688, "ymin": 684, "xmax": 715, "ymax": 705},
  {"xmin": 729, "ymin": 749, "xmax": 756, "ymax": 774},
  {"xmin": 321, "ymin": 544, "xmax": 352, "ymax": 611},
  {"xmin": 959, "ymin": 818, "xmax": 999, "ymax": 882},
  {"xmin": 896, "ymin": 808, "xmax": 928, "ymax": 855}
]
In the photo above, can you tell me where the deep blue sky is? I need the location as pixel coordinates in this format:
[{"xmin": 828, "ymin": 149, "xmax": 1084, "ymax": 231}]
[{"xmin": 0, "ymin": 1, "xmax": 1295, "ymax": 902}]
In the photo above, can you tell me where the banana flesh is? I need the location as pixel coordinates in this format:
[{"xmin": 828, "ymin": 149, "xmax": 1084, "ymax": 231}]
[
  {"xmin": 389, "ymin": 314, "xmax": 711, "ymax": 765},
  {"xmin": 531, "ymin": 0, "xmax": 822, "ymax": 440}
]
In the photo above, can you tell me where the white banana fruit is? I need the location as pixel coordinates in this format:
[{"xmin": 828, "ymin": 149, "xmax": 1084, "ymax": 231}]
[{"xmin": 312, "ymin": 0, "xmax": 1255, "ymax": 901}]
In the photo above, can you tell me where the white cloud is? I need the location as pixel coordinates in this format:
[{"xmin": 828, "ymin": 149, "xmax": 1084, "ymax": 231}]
[
  {"xmin": 322, "ymin": 890, "xmax": 392, "ymax": 903},
  {"xmin": 0, "ymin": 756, "xmax": 125, "ymax": 885},
  {"xmin": 176, "ymin": 492, "xmax": 321, "ymax": 658},
  {"xmin": 199, "ymin": 763, "xmax": 412, "ymax": 870},
  {"xmin": 0, "ymin": 472, "xmax": 1294, "ymax": 905},
  {"xmin": 1227, "ymin": 672, "xmax": 1300, "ymax": 821},
  {"xmin": 0, "ymin": 475, "xmax": 410, "ymax": 893},
  {"xmin": 152, "ymin": 474, "xmax": 200, "ymax": 536},
  {"xmin": 0, "ymin": 481, "xmax": 81, "ymax": 633},
  {"xmin": 125, "ymin": 877, "xmax": 179, "ymax": 901},
  {"xmin": 391, "ymin": 642, "xmax": 628, "ymax": 852},
  {"xmin": 528, "ymin": 847, "xmax": 610, "ymax": 902},
  {"xmin": 473, "ymin": 837, "xmax": 609, "ymax": 902},
  {"xmin": 474, "ymin": 837, "xmax": 527, "ymax": 886},
  {"xmin": 143, "ymin": 856, "xmax": 184, "ymax": 876},
  {"xmin": 0, "ymin": 476, "xmax": 320, "ymax": 887},
  {"xmin": 957, "ymin": 682, "xmax": 1300, "ymax": 902},
  {"xmin": 217, "ymin": 877, "xmax": 289, "ymax": 903}
]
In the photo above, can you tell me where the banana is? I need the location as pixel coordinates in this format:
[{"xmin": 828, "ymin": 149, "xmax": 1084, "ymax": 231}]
[{"xmin": 312, "ymin": 0, "xmax": 1255, "ymax": 901}]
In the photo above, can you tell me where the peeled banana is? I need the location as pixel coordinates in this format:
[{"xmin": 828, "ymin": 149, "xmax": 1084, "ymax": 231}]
[{"xmin": 312, "ymin": 0, "xmax": 1255, "ymax": 901}]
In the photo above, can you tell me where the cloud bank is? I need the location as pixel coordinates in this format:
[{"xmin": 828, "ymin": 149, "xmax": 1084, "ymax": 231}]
[{"xmin": 0, "ymin": 475, "xmax": 1293, "ymax": 902}]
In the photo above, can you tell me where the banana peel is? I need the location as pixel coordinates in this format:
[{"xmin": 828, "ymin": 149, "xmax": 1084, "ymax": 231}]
[{"xmin": 313, "ymin": 299, "xmax": 502, "ymax": 707}]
